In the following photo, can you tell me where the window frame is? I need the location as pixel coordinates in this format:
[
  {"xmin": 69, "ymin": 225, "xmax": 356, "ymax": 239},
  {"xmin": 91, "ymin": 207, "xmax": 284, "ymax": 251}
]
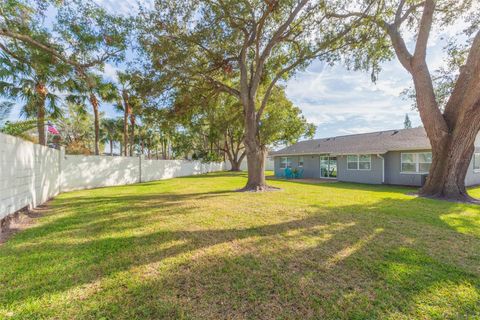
[
  {"xmin": 280, "ymin": 157, "xmax": 292, "ymax": 169},
  {"xmin": 400, "ymin": 152, "xmax": 432, "ymax": 174},
  {"xmin": 346, "ymin": 154, "xmax": 371, "ymax": 171},
  {"xmin": 298, "ymin": 156, "xmax": 304, "ymax": 168}
]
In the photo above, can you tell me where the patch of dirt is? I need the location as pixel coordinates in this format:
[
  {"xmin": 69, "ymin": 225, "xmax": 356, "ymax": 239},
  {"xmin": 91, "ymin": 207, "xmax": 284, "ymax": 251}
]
[{"xmin": 0, "ymin": 205, "xmax": 48, "ymax": 245}]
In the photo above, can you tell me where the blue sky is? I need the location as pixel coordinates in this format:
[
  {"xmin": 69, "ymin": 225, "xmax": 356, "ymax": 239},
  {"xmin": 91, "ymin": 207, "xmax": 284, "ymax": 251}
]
[{"xmin": 5, "ymin": 0, "xmax": 463, "ymax": 139}]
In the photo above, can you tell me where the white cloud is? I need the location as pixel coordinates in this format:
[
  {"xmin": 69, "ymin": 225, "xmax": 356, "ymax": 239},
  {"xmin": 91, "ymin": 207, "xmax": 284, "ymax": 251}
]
[
  {"xmin": 102, "ymin": 63, "xmax": 121, "ymax": 83},
  {"xmin": 285, "ymin": 58, "xmax": 420, "ymax": 138},
  {"xmin": 284, "ymin": 26, "xmax": 470, "ymax": 139}
]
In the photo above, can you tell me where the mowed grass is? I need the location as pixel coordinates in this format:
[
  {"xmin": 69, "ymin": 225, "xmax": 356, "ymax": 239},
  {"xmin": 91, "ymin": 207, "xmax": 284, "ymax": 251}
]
[{"xmin": 1, "ymin": 172, "xmax": 480, "ymax": 319}]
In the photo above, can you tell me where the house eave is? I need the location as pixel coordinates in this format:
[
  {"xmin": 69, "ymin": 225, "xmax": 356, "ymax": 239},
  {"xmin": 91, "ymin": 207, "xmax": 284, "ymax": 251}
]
[{"xmin": 270, "ymin": 147, "xmax": 433, "ymax": 157}]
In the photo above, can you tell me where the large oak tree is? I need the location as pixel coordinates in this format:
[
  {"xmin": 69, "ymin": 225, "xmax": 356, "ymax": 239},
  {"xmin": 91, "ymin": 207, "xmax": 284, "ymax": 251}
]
[
  {"xmin": 334, "ymin": 0, "xmax": 480, "ymax": 201},
  {"xmin": 139, "ymin": 0, "xmax": 371, "ymax": 191},
  {"xmin": 173, "ymin": 85, "xmax": 315, "ymax": 171}
]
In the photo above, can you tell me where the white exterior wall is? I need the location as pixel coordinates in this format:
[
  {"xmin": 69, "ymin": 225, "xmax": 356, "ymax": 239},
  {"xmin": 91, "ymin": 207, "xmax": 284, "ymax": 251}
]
[{"xmin": 0, "ymin": 133, "xmax": 225, "ymax": 220}]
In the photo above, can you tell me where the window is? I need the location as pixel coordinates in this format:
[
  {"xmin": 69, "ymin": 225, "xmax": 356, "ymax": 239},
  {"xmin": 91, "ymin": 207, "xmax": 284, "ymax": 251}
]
[
  {"xmin": 401, "ymin": 152, "xmax": 432, "ymax": 173},
  {"xmin": 298, "ymin": 156, "xmax": 304, "ymax": 167},
  {"xmin": 347, "ymin": 154, "xmax": 371, "ymax": 170},
  {"xmin": 474, "ymin": 153, "xmax": 480, "ymax": 171},
  {"xmin": 280, "ymin": 157, "xmax": 292, "ymax": 169},
  {"xmin": 347, "ymin": 155, "xmax": 358, "ymax": 170},
  {"xmin": 401, "ymin": 153, "xmax": 416, "ymax": 173},
  {"xmin": 418, "ymin": 152, "xmax": 432, "ymax": 173},
  {"xmin": 359, "ymin": 155, "xmax": 371, "ymax": 170}
]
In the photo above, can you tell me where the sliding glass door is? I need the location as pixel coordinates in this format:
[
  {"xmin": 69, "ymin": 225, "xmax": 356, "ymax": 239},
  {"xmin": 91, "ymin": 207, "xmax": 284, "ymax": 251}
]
[{"xmin": 320, "ymin": 155, "xmax": 337, "ymax": 178}]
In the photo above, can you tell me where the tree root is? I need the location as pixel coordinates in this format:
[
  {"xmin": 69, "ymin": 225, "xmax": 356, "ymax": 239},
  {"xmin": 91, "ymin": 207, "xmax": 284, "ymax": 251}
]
[{"xmin": 236, "ymin": 184, "xmax": 281, "ymax": 192}]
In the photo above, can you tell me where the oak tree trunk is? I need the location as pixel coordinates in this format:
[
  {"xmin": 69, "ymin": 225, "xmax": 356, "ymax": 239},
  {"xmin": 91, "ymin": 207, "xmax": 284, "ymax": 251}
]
[
  {"xmin": 228, "ymin": 152, "xmax": 246, "ymax": 171},
  {"xmin": 239, "ymin": 99, "xmax": 270, "ymax": 191},
  {"xmin": 409, "ymin": 54, "xmax": 480, "ymax": 202},
  {"xmin": 110, "ymin": 140, "xmax": 113, "ymax": 156},
  {"xmin": 230, "ymin": 160, "xmax": 242, "ymax": 171},
  {"xmin": 89, "ymin": 93, "xmax": 100, "ymax": 155},
  {"xmin": 384, "ymin": 4, "xmax": 480, "ymax": 202},
  {"xmin": 420, "ymin": 113, "xmax": 480, "ymax": 202}
]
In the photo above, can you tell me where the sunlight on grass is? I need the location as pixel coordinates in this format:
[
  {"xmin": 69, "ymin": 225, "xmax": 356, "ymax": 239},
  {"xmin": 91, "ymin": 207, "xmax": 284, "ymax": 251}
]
[{"xmin": 1, "ymin": 172, "xmax": 480, "ymax": 319}]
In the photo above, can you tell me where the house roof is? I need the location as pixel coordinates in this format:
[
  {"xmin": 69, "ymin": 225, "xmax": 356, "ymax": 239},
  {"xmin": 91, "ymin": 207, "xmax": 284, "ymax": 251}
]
[{"xmin": 270, "ymin": 127, "xmax": 431, "ymax": 156}]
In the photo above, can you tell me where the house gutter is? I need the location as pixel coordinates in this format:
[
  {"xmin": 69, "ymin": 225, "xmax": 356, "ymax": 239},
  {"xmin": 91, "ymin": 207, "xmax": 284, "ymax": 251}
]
[{"xmin": 377, "ymin": 154, "xmax": 385, "ymax": 184}]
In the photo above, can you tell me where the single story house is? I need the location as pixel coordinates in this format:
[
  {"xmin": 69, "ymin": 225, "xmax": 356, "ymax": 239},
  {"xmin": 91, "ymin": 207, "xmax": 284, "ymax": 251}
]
[{"xmin": 270, "ymin": 127, "xmax": 480, "ymax": 187}]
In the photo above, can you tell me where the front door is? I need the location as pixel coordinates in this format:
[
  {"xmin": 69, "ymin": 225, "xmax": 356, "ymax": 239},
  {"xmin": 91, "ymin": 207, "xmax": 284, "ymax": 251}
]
[{"xmin": 320, "ymin": 155, "xmax": 337, "ymax": 179}]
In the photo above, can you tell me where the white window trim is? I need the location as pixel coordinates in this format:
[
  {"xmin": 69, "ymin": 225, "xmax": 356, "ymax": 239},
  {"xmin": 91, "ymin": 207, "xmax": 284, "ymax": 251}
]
[
  {"xmin": 346, "ymin": 154, "xmax": 371, "ymax": 171},
  {"xmin": 400, "ymin": 152, "xmax": 432, "ymax": 174}
]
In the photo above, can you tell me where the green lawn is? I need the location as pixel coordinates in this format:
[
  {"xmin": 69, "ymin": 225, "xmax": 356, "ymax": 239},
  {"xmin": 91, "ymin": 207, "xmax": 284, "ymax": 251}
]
[{"xmin": 1, "ymin": 172, "xmax": 480, "ymax": 319}]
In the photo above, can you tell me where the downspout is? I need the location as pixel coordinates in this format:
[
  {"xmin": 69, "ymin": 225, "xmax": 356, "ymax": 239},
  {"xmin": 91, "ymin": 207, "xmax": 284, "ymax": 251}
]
[{"xmin": 377, "ymin": 154, "xmax": 385, "ymax": 184}]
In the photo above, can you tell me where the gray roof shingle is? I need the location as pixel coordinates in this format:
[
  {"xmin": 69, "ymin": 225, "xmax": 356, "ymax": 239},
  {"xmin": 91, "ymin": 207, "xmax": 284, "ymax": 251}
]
[{"xmin": 270, "ymin": 127, "xmax": 431, "ymax": 156}]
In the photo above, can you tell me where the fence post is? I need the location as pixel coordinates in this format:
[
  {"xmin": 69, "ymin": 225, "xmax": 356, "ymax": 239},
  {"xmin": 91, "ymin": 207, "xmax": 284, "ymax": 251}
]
[
  {"xmin": 58, "ymin": 147, "xmax": 65, "ymax": 194},
  {"xmin": 139, "ymin": 155, "xmax": 142, "ymax": 183}
]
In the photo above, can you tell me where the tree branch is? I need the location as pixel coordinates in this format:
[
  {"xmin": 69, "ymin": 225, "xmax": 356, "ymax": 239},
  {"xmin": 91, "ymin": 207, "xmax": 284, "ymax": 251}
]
[
  {"xmin": 444, "ymin": 30, "xmax": 480, "ymax": 126},
  {"xmin": 0, "ymin": 29, "xmax": 118, "ymax": 68},
  {"xmin": 413, "ymin": 0, "xmax": 435, "ymax": 63},
  {"xmin": 202, "ymin": 75, "xmax": 241, "ymax": 97},
  {"xmin": 250, "ymin": 0, "xmax": 310, "ymax": 96}
]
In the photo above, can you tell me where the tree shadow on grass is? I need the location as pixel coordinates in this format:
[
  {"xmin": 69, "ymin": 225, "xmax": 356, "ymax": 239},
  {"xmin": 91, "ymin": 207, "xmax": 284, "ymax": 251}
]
[
  {"xmin": 271, "ymin": 178, "xmax": 418, "ymax": 194},
  {"xmin": 1, "ymin": 186, "xmax": 480, "ymax": 319}
]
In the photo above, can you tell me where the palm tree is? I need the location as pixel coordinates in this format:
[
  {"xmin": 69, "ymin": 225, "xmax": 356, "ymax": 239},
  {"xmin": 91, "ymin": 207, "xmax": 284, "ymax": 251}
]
[
  {"xmin": 101, "ymin": 118, "xmax": 119, "ymax": 156},
  {"xmin": 66, "ymin": 73, "xmax": 117, "ymax": 155},
  {"xmin": 115, "ymin": 118, "xmax": 125, "ymax": 156},
  {"xmin": 0, "ymin": 51, "xmax": 69, "ymax": 145},
  {"xmin": 116, "ymin": 71, "xmax": 145, "ymax": 156}
]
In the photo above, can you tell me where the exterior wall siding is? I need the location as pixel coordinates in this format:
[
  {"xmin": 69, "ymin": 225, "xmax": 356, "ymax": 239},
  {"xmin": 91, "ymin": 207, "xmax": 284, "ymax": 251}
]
[
  {"xmin": 273, "ymin": 145, "xmax": 480, "ymax": 187},
  {"xmin": 274, "ymin": 155, "xmax": 320, "ymax": 178},
  {"xmin": 336, "ymin": 155, "xmax": 383, "ymax": 184},
  {"xmin": 303, "ymin": 155, "xmax": 320, "ymax": 178},
  {"xmin": 383, "ymin": 150, "xmax": 429, "ymax": 186},
  {"xmin": 465, "ymin": 147, "xmax": 480, "ymax": 187}
]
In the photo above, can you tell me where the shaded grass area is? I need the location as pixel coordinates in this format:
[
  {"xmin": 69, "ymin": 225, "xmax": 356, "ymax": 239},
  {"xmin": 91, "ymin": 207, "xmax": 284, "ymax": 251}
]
[{"xmin": 1, "ymin": 172, "xmax": 480, "ymax": 319}]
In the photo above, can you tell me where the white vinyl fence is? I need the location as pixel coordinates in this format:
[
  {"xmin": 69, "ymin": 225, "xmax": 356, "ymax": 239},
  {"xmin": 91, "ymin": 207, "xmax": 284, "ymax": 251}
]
[
  {"xmin": 224, "ymin": 158, "xmax": 274, "ymax": 171},
  {"xmin": 0, "ymin": 132, "xmax": 224, "ymax": 221}
]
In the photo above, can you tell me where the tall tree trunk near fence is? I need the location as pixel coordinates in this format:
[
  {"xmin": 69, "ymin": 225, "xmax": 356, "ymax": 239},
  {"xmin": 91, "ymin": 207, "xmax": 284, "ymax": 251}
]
[
  {"xmin": 89, "ymin": 93, "xmax": 100, "ymax": 155},
  {"xmin": 122, "ymin": 90, "xmax": 130, "ymax": 156},
  {"xmin": 130, "ymin": 114, "xmax": 135, "ymax": 156},
  {"xmin": 35, "ymin": 83, "xmax": 47, "ymax": 146},
  {"xmin": 110, "ymin": 140, "xmax": 113, "ymax": 156}
]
